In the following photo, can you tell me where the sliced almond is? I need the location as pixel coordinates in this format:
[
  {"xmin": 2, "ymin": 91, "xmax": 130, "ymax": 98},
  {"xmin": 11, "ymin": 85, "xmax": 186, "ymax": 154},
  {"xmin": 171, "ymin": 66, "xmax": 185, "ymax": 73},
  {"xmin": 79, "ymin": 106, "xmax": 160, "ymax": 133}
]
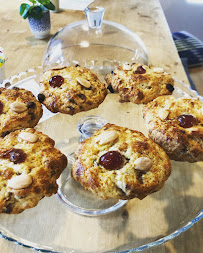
[
  {"xmin": 8, "ymin": 174, "xmax": 32, "ymax": 190},
  {"xmin": 158, "ymin": 108, "xmax": 169, "ymax": 120},
  {"xmin": 116, "ymin": 175, "xmax": 127, "ymax": 194},
  {"xmin": 153, "ymin": 67, "xmax": 164, "ymax": 73},
  {"xmin": 95, "ymin": 131, "xmax": 119, "ymax": 145},
  {"xmin": 19, "ymin": 132, "xmax": 38, "ymax": 143},
  {"xmin": 123, "ymin": 63, "xmax": 132, "ymax": 71},
  {"xmin": 134, "ymin": 157, "xmax": 152, "ymax": 171},
  {"xmin": 10, "ymin": 101, "xmax": 27, "ymax": 113},
  {"xmin": 76, "ymin": 77, "xmax": 91, "ymax": 88}
]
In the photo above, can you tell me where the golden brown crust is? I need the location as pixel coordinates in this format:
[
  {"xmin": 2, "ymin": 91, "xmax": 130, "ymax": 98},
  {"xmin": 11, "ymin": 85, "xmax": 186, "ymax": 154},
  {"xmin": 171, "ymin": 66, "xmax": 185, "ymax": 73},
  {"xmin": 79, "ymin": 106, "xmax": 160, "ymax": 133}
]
[
  {"xmin": 38, "ymin": 66, "xmax": 108, "ymax": 115},
  {"xmin": 71, "ymin": 123, "xmax": 171, "ymax": 200},
  {"xmin": 0, "ymin": 87, "xmax": 43, "ymax": 137},
  {"xmin": 105, "ymin": 63, "xmax": 174, "ymax": 104},
  {"xmin": 0, "ymin": 128, "xmax": 67, "ymax": 214},
  {"xmin": 143, "ymin": 95, "xmax": 203, "ymax": 162}
]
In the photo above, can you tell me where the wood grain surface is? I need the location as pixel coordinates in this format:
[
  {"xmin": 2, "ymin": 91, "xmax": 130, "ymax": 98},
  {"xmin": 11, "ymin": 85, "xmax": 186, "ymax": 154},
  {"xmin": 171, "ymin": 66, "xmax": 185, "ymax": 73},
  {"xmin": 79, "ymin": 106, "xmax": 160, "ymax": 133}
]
[{"xmin": 0, "ymin": 1, "xmax": 202, "ymax": 253}]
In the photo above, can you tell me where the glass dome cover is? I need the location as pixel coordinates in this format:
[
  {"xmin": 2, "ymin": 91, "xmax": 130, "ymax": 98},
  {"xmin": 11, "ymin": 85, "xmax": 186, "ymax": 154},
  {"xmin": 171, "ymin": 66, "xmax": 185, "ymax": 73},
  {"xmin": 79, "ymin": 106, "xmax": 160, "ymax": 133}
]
[{"xmin": 42, "ymin": 6, "xmax": 148, "ymax": 78}]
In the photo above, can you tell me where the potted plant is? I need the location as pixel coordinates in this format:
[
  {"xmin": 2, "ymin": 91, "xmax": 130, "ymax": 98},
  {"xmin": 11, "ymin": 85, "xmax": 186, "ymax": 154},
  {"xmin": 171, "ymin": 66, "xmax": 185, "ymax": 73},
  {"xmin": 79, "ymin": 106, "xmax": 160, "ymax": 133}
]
[{"xmin": 19, "ymin": 0, "xmax": 56, "ymax": 39}]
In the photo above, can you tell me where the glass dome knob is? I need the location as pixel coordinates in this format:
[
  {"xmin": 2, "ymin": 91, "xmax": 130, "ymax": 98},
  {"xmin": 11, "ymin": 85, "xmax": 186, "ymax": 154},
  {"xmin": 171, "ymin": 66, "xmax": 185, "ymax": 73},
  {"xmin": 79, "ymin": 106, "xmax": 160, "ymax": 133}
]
[{"xmin": 84, "ymin": 7, "xmax": 105, "ymax": 29}]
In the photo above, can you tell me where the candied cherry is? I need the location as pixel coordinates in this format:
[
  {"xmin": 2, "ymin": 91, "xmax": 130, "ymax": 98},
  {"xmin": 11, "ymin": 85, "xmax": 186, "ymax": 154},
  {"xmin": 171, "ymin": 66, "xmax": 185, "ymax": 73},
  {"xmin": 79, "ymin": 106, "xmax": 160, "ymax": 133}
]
[
  {"xmin": 49, "ymin": 75, "xmax": 64, "ymax": 88},
  {"xmin": 9, "ymin": 149, "xmax": 27, "ymax": 164},
  {"xmin": 178, "ymin": 114, "xmax": 197, "ymax": 128},
  {"xmin": 99, "ymin": 151, "xmax": 123, "ymax": 170}
]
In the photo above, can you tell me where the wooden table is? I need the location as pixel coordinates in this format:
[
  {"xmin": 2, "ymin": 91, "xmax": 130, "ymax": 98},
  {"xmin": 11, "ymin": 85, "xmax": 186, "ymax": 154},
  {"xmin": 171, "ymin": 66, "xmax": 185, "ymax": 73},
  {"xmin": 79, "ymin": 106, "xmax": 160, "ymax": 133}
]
[{"xmin": 0, "ymin": 1, "xmax": 202, "ymax": 253}]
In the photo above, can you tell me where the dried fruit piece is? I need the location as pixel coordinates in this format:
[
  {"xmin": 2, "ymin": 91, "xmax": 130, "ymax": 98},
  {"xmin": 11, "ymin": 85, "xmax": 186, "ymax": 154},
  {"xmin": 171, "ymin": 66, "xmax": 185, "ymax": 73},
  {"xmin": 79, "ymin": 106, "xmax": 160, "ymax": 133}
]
[
  {"xmin": 77, "ymin": 94, "xmax": 86, "ymax": 100},
  {"xmin": 7, "ymin": 174, "xmax": 32, "ymax": 189},
  {"xmin": 166, "ymin": 83, "xmax": 174, "ymax": 93},
  {"xmin": 99, "ymin": 151, "xmax": 123, "ymax": 170},
  {"xmin": 107, "ymin": 84, "xmax": 114, "ymax": 93},
  {"xmin": 49, "ymin": 75, "xmax": 64, "ymax": 88},
  {"xmin": 9, "ymin": 149, "xmax": 27, "ymax": 164},
  {"xmin": 27, "ymin": 101, "xmax": 36, "ymax": 109},
  {"xmin": 0, "ymin": 101, "xmax": 3, "ymax": 114},
  {"xmin": 10, "ymin": 102, "xmax": 27, "ymax": 113},
  {"xmin": 38, "ymin": 93, "xmax": 45, "ymax": 103},
  {"xmin": 95, "ymin": 130, "xmax": 119, "ymax": 145},
  {"xmin": 134, "ymin": 65, "xmax": 146, "ymax": 74},
  {"xmin": 76, "ymin": 77, "xmax": 91, "ymax": 88},
  {"xmin": 19, "ymin": 132, "xmax": 39, "ymax": 143},
  {"xmin": 1, "ymin": 149, "xmax": 27, "ymax": 164},
  {"xmin": 178, "ymin": 114, "xmax": 197, "ymax": 128},
  {"xmin": 158, "ymin": 108, "xmax": 169, "ymax": 120},
  {"xmin": 134, "ymin": 157, "xmax": 152, "ymax": 171}
]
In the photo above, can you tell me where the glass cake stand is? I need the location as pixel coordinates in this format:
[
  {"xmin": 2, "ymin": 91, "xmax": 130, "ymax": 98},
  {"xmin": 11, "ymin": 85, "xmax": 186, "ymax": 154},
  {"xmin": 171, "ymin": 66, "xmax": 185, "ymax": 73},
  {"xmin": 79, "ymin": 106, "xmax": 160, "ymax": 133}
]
[
  {"xmin": 0, "ymin": 6, "xmax": 202, "ymax": 253},
  {"xmin": 0, "ymin": 67, "xmax": 202, "ymax": 253}
]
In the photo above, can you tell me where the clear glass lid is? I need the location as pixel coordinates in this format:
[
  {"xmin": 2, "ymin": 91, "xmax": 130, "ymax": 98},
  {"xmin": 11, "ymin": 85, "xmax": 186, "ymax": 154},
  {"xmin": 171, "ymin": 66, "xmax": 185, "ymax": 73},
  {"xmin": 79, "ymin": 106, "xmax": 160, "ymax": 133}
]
[{"xmin": 42, "ymin": 7, "xmax": 148, "ymax": 76}]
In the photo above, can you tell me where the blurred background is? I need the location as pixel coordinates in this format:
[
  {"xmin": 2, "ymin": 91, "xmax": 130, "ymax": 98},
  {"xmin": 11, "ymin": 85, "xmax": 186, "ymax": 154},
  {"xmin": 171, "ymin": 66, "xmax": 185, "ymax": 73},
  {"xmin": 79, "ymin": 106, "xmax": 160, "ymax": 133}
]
[{"xmin": 160, "ymin": 0, "xmax": 203, "ymax": 41}]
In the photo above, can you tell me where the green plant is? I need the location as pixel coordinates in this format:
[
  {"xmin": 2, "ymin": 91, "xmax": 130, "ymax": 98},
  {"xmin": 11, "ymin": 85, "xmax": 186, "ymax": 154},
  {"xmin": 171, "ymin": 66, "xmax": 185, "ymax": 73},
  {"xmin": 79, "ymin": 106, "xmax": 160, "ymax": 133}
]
[{"xmin": 19, "ymin": 0, "xmax": 55, "ymax": 20}]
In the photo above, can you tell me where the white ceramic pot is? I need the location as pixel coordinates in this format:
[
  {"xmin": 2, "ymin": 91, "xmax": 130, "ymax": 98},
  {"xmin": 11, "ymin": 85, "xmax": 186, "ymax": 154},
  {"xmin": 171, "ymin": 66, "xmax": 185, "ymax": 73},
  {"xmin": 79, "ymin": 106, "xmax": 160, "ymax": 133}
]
[
  {"xmin": 51, "ymin": 0, "xmax": 60, "ymax": 12},
  {"xmin": 28, "ymin": 10, "xmax": 51, "ymax": 39}
]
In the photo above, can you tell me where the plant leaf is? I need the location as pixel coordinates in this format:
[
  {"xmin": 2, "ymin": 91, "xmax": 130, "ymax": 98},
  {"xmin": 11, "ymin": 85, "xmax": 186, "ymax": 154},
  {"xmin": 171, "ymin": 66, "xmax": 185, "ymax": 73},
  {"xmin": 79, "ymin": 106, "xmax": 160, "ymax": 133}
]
[
  {"xmin": 44, "ymin": 2, "xmax": 56, "ymax": 11},
  {"xmin": 19, "ymin": 4, "xmax": 30, "ymax": 19},
  {"xmin": 28, "ymin": 0, "xmax": 37, "ymax": 4},
  {"xmin": 36, "ymin": 0, "xmax": 50, "ymax": 5},
  {"xmin": 28, "ymin": 6, "xmax": 43, "ymax": 20}
]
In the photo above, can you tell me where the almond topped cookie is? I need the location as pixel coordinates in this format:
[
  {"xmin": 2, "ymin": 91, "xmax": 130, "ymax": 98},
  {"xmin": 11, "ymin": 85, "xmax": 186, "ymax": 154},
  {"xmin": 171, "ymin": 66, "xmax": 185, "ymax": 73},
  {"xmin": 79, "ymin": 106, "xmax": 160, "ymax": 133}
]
[
  {"xmin": 0, "ymin": 128, "xmax": 67, "ymax": 214},
  {"xmin": 0, "ymin": 87, "xmax": 43, "ymax": 137},
  {"xmin": 143, "ymin": 95, "xmax": 203, "ymax": 162},
  {"xmin": 71, "ymin": 123, "xmax": 171, "ymax": 200},
  {"xmin": 105, "ymin": 63, "xmax": 174, "ymax": 104},
  {"xmin": 38, "ymin": 66, "xmax": 108, "ymax": 115}
]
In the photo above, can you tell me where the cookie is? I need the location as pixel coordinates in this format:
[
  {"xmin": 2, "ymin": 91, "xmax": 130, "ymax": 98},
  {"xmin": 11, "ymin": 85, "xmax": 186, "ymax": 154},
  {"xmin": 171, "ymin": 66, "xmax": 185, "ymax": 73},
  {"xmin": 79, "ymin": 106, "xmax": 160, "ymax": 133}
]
[
  {"xmin": 105, "ymin": 63, "xmax": 174, "ymax": 104},
  {"xmin": 38, "ymin": 66, "xmax": 108, "ymax": 115},
  {"xmin": 143, "ymin": 95, "xmax": 203, "ymax": 162},
  {"xmin": 0, "ymin": 128, "xmax": 67, "ymax": 214},
  {"xmin": 0, "ymin": 87, "xmax": 43, "ymax": 137},
  {"xmin": 71, "ymin": 123, "xmax": 171, "ymax": 200}
]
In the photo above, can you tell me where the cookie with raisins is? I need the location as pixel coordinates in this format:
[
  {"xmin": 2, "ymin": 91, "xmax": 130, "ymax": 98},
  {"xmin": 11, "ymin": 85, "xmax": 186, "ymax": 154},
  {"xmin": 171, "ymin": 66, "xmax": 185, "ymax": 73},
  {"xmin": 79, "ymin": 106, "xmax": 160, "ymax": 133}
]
[
  {"xmin": 38, "ymin": 66, "xmax": 108, "ymax": 115},
  {"xmin": 71, "ymin": 123, "xmax": 171, "ymax": 200},
  {"xmin": 105, "ymin": 63, "xmax": 174, "ymax": 104},
  {"xmin": 0, "ymin": 87, "xmax": 43, "ymax": 137},
  {"xmin": 143, "ymin": 95, "xmax": 203, "ymax": 162},
  {"xmin": 0, "ymin": 128, "xmax": 67, "ymax": 214}
]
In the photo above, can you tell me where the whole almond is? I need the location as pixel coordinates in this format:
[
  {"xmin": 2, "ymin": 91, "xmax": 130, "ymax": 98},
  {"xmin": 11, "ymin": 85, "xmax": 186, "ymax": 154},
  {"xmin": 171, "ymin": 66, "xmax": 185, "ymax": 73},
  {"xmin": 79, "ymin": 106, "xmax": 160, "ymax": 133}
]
[
  {"xmin": 19, "ymin": 132, "xmax": 39, "ymax": 143},
  {"xmin": 76, "ymin": 77, "xmax": 91, "ymax": 88},
  {"xmin": 158, "ymin": 108, "xmax": 169, "ymax": 120},
  {"xmin": 95, "ymin": 131, "xmax": 119, "ymax": 145},
  {"xmin": 134, "ymin": 157, "xmax": 152, "ymax": 171},
  {"xmin": 123, "ymin": 63, "xmax": 132, "ymax": 71},
  {"xmin": 153, "ymin": 67, "xmax": 164, "ymax": 73},
  {"xmin": 10, "ymin": 101, "xmax": 27, "ymax": 113},
  {"xmin": 7, "ymin": 174, "xmax": 32, "ymax": 189}
]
